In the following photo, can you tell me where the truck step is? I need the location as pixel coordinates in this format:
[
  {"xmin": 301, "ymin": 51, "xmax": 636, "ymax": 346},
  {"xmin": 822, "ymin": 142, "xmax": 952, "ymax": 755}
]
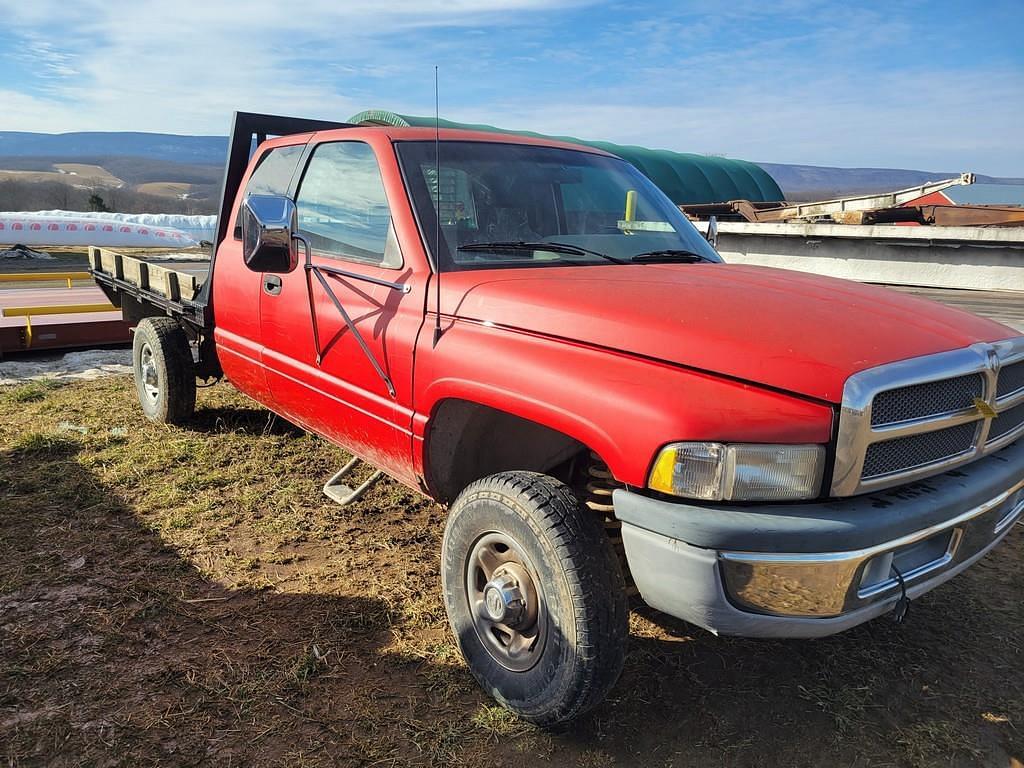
[{"xmin": 323, "ymin": 457, "xmax": 383, "ymax": 507}]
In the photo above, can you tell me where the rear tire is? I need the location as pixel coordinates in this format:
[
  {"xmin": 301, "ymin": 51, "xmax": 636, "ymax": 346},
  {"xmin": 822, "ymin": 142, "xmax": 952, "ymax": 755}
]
[
  {"xmin": 441, "ymin": 471, "xmax": 628, "ymax": 726},
  {"xmin": 132, "ymin": 317, "xmax": 195, "ymax": 425}
]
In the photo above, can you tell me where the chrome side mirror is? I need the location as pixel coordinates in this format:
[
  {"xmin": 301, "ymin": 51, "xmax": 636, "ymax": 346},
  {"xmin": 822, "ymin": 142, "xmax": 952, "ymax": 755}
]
[
  {"xmin": 241, "ymin": 194, "xmax": 299, "ymax": 273},
  {"xmin": 705, "ymin": 215, "xmax": 719, "ymax": 249}
]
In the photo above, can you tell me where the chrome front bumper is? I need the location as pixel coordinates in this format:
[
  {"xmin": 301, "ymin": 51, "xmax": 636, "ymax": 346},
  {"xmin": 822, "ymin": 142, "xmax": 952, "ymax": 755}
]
[
  {"xmin": 718, "ymin": 478, "xmax": 1022, "ymax": 619},
  {"xmin": 614, "ymin": 439, "xmax": 1024, "ymax": 638}
]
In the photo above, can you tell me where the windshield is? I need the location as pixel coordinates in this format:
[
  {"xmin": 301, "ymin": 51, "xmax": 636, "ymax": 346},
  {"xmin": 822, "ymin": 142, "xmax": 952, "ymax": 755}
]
[{"xmin": 395, "ymin": 140, "xmax": 722, "ymax": 271}]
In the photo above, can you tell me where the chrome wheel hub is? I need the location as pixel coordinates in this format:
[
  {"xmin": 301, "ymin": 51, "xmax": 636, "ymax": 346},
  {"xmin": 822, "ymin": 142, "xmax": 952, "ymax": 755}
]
[
  {"xmin": 483, "ymin": 567, "xmax": 527, "ymax": 626},
  {"xmin": 466, "ymin": 533, "xmax": 546, "ymax": 672},
  {"xmin": 140, "ymin": 343, "xmax": 159, "ymax": 401}
]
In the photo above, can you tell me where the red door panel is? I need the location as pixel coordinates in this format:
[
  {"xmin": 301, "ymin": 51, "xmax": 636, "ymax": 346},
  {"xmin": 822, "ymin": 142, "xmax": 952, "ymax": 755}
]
[
  {"xmin": 258, "ymin": 137, "xmax": 428, "ymax": 486},
  {"xmin": 260, "ymin": 257, "xmax": 422, "ymax": 482},
  {"xmin": 212, "ymin": 230, "xmax": 271, "ymax": 404},
  {"xmin": 212, "ymin": 139, "xmax": 309, "ymax": 407}
]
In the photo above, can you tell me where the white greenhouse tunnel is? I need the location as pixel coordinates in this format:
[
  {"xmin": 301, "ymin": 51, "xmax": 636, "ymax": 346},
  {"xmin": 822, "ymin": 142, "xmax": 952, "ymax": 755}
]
[{"xmin": 0, "ymin": 211, "xmax": 216, "ymax": 248}]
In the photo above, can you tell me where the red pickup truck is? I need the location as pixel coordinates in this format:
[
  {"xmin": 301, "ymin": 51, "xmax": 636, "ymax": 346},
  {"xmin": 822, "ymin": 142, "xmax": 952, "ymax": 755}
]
[{"xmin": 92, "ymin": 112, "xmax": 1024, "ymax": 726}]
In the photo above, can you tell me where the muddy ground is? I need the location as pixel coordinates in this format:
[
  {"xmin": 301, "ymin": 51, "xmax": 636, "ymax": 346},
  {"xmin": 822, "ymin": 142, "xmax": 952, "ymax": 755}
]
[{"xmin": 1, "ymin": 377, "xmax": 1021, "ymax": 767}]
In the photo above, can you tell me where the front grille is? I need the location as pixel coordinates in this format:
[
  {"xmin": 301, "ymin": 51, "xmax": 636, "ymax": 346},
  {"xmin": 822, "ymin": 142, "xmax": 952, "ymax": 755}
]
[
  {"xmin": 997, "ymin": 360, "xmax": 1024, "ymax": 400},
  {"xmin": 834, "ymin": 338, "xmax": 1024, "ymax": 496},
  {"xmin": 862, "ymin": 422, "xmax": 978, "ymax": 479},
  {"xmin": 988, "ymin": 401, "xmax": 1024, "ymax": 443},
  {"xmin": 870, "ymin": 373, "xmax": 984, "ymax": 426}
]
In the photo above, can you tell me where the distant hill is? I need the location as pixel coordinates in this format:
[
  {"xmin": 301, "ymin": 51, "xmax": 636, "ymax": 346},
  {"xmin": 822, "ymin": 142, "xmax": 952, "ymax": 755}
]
[
  {"xmin": 0, "ymin": 151, "xmax": 222, "ymax": 215},
  {"xmin": 1, "ymin": 129, "xmax": 1021, "ymax": 204},
  {"xmin": 0, "ymin": 131, "xmax": 227, "ymax": 165},
  {"xmin": 759, "ymin": 163, "xmax": 1024, "ymax": 202},
  {"xmin": 0, "ymin": 155, "xmax": 221, "ymax": 186}
]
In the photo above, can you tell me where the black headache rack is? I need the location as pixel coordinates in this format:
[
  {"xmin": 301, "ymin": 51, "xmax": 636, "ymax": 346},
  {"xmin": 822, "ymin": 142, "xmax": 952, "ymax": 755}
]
[
  {"xmin": 90, "ymin": 111, "xmax": 352, "ymax": 331},
  {"xmin": 197, "ymin": 110, "xmax": 354, "ymax": 321}
]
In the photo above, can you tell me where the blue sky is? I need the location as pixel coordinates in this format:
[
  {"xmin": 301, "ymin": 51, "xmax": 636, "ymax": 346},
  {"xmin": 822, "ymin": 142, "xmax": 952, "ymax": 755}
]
[{"xmin": 1, "ymin": 0, "xmax": 1022, "ymax": 174}]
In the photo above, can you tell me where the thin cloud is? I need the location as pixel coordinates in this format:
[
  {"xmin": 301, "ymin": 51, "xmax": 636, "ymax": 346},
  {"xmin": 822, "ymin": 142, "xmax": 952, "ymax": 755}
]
[{"xmin": 1, "ymin": 0, "xmax": 1021, "ymax": 175}]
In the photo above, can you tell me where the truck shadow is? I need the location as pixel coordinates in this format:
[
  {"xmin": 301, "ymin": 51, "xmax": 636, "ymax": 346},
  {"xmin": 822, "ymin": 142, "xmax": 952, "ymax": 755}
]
[
  {"xmin": 188, "ymin": 403, "xmax": 307, "ymax": 436},
  {"xmin": 0, "ymin": 438, "xmax": 409, "ymax": 764}
]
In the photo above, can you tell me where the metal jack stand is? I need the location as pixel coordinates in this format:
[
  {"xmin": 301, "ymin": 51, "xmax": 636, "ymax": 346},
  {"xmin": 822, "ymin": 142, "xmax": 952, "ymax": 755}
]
[{"xmin": 323, "ymin": 457, "xmax": 383, "ymax": 507}]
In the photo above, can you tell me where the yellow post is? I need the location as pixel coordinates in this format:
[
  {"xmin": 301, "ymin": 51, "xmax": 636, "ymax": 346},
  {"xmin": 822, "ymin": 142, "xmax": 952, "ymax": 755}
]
[
  {"xmin": 1, "ymin": 303, "xmax": 115, "ymax": 349},
  {"xmin": 0, "ymin": 272, "xmax": 91, "ymax": 285},
  {"xmin": 1, "ymin": 303, "xmax": 115, "ymax": 316},
  {"xmin": 624, "ymin": 190, "xmax": 637, "ymax": 223}
]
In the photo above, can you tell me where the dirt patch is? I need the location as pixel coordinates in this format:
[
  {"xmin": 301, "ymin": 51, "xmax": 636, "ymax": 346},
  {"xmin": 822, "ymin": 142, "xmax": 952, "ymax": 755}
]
[{"xmin": 1, "ymin": 378, "xmax": 1021, "ymax": 767}]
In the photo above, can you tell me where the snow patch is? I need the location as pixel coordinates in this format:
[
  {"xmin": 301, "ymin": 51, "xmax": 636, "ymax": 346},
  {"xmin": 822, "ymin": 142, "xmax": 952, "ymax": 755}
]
[{"xmin": 0, "ymin": 349, "xmax": 132, "ymax": 385}]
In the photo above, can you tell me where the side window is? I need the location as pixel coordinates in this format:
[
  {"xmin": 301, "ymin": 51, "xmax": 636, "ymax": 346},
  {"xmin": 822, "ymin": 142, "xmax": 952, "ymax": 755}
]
[
  {"xmin": 235, "ymin": 144, "xmax": 303, "ymax": 238},
  {"xmin": 295, "ymin": 142, "xmax": 401, "ymax": 268},
  {"xmin": 246, "ymin": 144, "xmax": 304, "ymax": 195}
]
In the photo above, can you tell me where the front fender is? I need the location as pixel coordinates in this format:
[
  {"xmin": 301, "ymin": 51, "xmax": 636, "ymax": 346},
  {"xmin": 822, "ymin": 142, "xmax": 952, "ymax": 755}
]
[{"xmin": 413, "ymin": 319, "xmax": 834, "ymax": 487}]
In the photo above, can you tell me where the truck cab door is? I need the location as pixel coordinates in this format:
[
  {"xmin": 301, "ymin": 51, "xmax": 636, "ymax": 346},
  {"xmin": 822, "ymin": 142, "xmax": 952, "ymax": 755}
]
[
  {"xmin": 259, "ymin": 139, "xmax": 424, "ymax": 485},
  {"xmin": 212, "ymin": 143, "xmax": 306, "ymax": 406}
]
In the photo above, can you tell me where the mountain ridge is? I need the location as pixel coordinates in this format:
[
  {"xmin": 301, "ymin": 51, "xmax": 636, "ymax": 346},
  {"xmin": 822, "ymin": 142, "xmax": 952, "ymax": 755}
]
[
  {"xmin": 0, "ymin": 131, "xmax": 227, "ymax": 165},
  {"xmin": 0, "ymin": 130, "xmax": 1020, "ymax": 201}
]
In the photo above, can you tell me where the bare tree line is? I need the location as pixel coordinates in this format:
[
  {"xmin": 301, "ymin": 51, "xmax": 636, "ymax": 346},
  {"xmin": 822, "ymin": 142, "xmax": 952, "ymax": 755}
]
[{"xmin": 0, "ymin": 179, "xmax": 217, "ymax": 215}]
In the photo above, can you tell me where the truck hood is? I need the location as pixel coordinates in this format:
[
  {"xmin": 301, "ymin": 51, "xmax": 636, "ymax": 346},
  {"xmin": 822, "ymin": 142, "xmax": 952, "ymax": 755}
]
[{"xmin": 442, "ymin": 263, "xmax": 1015, "ymax": 403}]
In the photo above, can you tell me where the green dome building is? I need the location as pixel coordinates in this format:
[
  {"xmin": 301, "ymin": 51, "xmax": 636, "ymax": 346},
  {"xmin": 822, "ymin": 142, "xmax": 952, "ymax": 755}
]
[{"xmin": 349, "ymin": 109, "xmax": 783, "ymax": 205}]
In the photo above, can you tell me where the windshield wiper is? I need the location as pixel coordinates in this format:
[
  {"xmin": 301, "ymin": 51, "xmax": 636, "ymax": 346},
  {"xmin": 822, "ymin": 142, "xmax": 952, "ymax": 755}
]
[
  {"xmin": 630, "ymin": 249, "xmax": 711, "ymax": 263},
  {"xmin": 457, "ymin": 240, "xmax": 627, "ymax": 264}
]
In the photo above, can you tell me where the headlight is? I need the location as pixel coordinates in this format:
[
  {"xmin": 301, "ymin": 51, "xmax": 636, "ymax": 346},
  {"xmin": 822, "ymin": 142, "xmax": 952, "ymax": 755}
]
[{"xmin": 648, "ymin": 442, "xmax": 825, "ymax": 501}]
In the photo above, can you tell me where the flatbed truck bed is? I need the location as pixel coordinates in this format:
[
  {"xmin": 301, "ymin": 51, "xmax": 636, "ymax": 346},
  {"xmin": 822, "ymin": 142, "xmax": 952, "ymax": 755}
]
[{"xmin": 89, "ymin": 246, "xmax": 211, "ymax": 330}]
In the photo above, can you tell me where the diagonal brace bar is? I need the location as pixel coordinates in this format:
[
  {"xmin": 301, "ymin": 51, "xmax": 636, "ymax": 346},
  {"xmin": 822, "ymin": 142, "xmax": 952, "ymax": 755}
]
[{"xmin": 307, "ymin": 264, "xmax": 397, "ymax": 398}]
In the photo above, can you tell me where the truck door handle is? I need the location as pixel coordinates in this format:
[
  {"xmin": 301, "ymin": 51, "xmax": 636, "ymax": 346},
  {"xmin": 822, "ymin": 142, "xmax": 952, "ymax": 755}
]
[{"xmin": 263, "ymin": 275, "xmax": 282, "ymax": 295}]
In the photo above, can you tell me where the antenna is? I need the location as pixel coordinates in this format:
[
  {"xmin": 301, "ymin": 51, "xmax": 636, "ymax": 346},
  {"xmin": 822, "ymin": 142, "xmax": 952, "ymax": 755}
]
[{"xmin": 432, "ymin": 65, "xmax": 443, "ymax": 346}]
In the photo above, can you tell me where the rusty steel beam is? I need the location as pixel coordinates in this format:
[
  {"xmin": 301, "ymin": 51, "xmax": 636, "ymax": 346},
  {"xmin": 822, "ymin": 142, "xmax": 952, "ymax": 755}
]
[
  {"xmin": 830, "ymin": 207, "xmax": 926, "ymax": 225},
  {"xmin": 826, "ymin": 205, "xmax": 1024, "ymax": 227},
  {"xmin": 679, "ymin": 200, "xmax": 783, "ymax": 222},
  {"xmin": 922, "ymin": 205, "xmax": 1024, "ymax": 227},
  {"xmin": 713, "ymin": 173, "xmax": 977, "ymax": 223}
]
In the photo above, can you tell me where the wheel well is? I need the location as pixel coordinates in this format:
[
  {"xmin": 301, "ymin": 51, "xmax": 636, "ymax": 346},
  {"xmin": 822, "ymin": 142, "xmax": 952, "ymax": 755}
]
[
  {"xmin": 120, "ymin": 294, "xmax": 221, "ymax": 380},
  {"xmin": 425, "ymin": 399, "xmax": 588, "ymax": 504}
]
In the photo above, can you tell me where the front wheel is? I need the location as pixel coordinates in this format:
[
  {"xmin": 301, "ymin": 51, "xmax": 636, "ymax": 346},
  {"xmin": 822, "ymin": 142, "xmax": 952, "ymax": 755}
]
[
  {"xmin": 132, "ymin": 317, "xmax": 196, "ymax": 425},
  {"xmin": 441, "ymin": 471, "xmax": 628, "ymax": 726}
]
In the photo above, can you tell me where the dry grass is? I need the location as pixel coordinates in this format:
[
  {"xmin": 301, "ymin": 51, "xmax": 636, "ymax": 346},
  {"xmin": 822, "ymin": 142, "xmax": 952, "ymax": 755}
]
[
  {"xmin": 1, "ymin": 376, "xmax": 1021, "ymax": 767},
  {"xmin": 135, "ymin": 182, "xmax": 192, "ymax": 198},
  {"xmin": 0, "ymin": 164, "xmax": 123, "ymax": 188},
  {"xmin": 52, "ymin": 163, "xmax": 124, "ymax": 185}
]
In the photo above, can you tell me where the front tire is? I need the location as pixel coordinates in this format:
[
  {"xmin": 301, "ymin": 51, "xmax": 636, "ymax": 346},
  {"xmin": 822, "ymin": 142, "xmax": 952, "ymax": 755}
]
[
  {"xmin": 132, "ymin": 317, "xmax": 195, "ymax": 425},
  {"xmin": 441, "ymin": 471, "xmax": 628, "ymax": 726}
]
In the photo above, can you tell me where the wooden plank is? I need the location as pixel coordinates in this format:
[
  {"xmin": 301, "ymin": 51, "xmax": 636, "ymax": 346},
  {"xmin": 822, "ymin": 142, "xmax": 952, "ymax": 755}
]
[
  {"xmin": 122, "ymin": 257, "xmax": 150, "ymax": 291},
  {"xmin": 97, "ymin": 248, "xmax": 124, "ymax": 279},
  {"xmin": 142, "ymin": 261, "xmax": 198, "ymax": 300}
]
